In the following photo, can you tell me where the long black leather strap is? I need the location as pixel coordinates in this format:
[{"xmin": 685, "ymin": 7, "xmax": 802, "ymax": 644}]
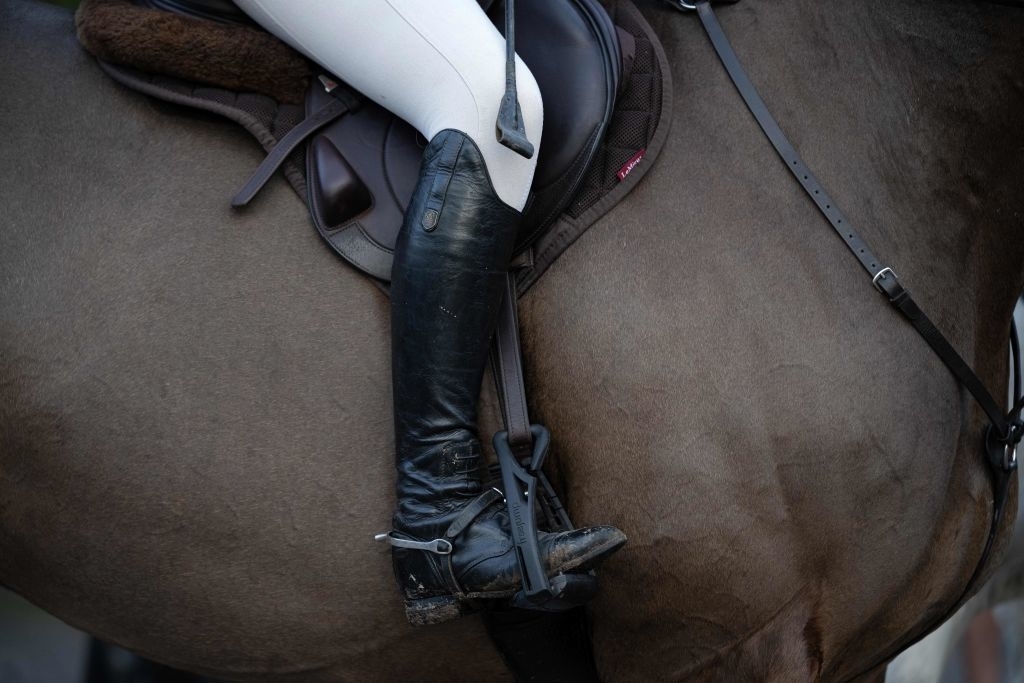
[
  {"xmin": 874, "ymin": 274, "xmax": 1013, "ymax": 438},
  {"xmin": 490, "ymin": 273, "xmax": 536, "ymax": 459},
  {"xmin": 691, "ymin": 0, "xmax": 1020, "ymax": 444},
  {"xmin": 693, "ymin": 3, "xmax": 883, "ymax": 277},
  {"xmin": 684, "ymin": 0, "xmax": 1022, "ymax": 670}
]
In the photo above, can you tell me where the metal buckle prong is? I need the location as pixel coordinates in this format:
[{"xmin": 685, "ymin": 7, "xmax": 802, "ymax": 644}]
[{"xmin": 872, "ymin": 267, "xmax": 896, "ymax": 293}]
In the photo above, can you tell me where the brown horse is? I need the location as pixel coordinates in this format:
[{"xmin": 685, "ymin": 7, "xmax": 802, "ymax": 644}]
[{"xmin": 1, "ymin": 0, "xmax": 1022, "ymax": 680}]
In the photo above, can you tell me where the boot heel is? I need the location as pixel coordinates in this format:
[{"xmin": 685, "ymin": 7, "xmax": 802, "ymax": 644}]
[{"xmin": 404, "ymin": 594, "xmax": 466, "ymax": 626}]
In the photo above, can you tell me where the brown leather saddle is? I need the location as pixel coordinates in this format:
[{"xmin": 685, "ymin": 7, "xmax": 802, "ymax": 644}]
[
  {"xmin": 223, "ymin": 0, "xmax": 667, "ymax": 292},
  {"xmin": 86, "ymin": 0, "xmax": 670, "ymax": 294}
]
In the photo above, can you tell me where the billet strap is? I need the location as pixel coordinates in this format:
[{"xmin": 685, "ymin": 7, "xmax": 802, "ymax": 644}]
[
  {"xmin": 490, "ymin": 273, "xmax": 536, "ymax": 458},
  {"xmin": 679, "ymin": 0, "xmax": 1021, "ymax": 671},
  {"xmin": 232, "ymin": 83, "xmax": 360, "ymax": 207}
]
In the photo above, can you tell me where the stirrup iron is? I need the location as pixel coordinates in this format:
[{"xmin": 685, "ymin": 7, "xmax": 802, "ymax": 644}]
[{"xmin": 492, "ymin": 424, "xmax": 595, "ymax": 610}]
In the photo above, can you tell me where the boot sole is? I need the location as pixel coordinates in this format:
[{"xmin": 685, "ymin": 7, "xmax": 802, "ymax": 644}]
[
  {"xmin": 404, "ymin": 594, "xmax": 469, "ymax": 626},
  {"xmin": 402, "ymin": 530, "xmax": 627, "ymax": 625},
  {"xmin": 548, "ymin": 527, "xmax": 628, "ymax": 575}
]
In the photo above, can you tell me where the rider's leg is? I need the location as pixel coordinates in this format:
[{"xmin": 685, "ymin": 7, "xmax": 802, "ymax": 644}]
[
  {"xmin": 387, "ymin": 128, "xmax": 626, "ymax": 624},
  {"xmin": 231, "ymin": 0, "xmax": 539, "ymax": 210},
  {"xmin": 232, "ymin": 0, "xmax": 626, "ymax": 624}
]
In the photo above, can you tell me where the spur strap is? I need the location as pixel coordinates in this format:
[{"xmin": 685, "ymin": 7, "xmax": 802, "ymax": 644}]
[
  {"xmin": 675, "ymin": 0, "xmax": 1021, "ymax": 671},
  {"xmin": 374, "ymin": 487, "xmax": 505, "ymax": 555}
]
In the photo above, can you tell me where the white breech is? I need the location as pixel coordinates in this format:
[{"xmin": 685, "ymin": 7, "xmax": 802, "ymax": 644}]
[{"xmin": 232, "ymin": 0, "xmax": 543, "ymax": 211}]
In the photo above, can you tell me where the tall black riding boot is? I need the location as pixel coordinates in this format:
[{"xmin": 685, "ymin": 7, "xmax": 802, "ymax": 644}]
[{"xmin": 378, "ymin": 129, "xmax": 626, "ymax": 626}]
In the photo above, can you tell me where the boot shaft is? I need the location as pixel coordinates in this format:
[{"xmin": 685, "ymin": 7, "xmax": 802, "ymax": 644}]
[{"xmin": 390, "ymin": 129, "xmax": 521, "ymax": 531}]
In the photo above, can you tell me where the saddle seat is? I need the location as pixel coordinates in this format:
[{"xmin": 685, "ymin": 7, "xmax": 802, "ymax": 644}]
[{"xmin": 127, "ymin": 0, "xmax": 625, "ymax": 278}]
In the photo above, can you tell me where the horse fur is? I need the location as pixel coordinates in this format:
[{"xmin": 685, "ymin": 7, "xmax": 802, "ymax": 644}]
[{"xmin": 2, "ymin": 0, "xmax": 1024, "ymax": 681}]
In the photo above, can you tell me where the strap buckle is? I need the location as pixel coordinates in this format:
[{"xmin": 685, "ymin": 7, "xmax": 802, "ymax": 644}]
[
  {"xmin": 986, "ymin": 423, "xmax": 1021, "ymax": 473},
  {"xmin": 872, "ymin": 267, "xmax": 897, "ymax": 294},
  {"xmin": 872, "ymin": 267, "xmax": 911, "ymax": 304},
  {"xmin": 662, "ymin": 0, "xmax": 739, "ymax": 11}
]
